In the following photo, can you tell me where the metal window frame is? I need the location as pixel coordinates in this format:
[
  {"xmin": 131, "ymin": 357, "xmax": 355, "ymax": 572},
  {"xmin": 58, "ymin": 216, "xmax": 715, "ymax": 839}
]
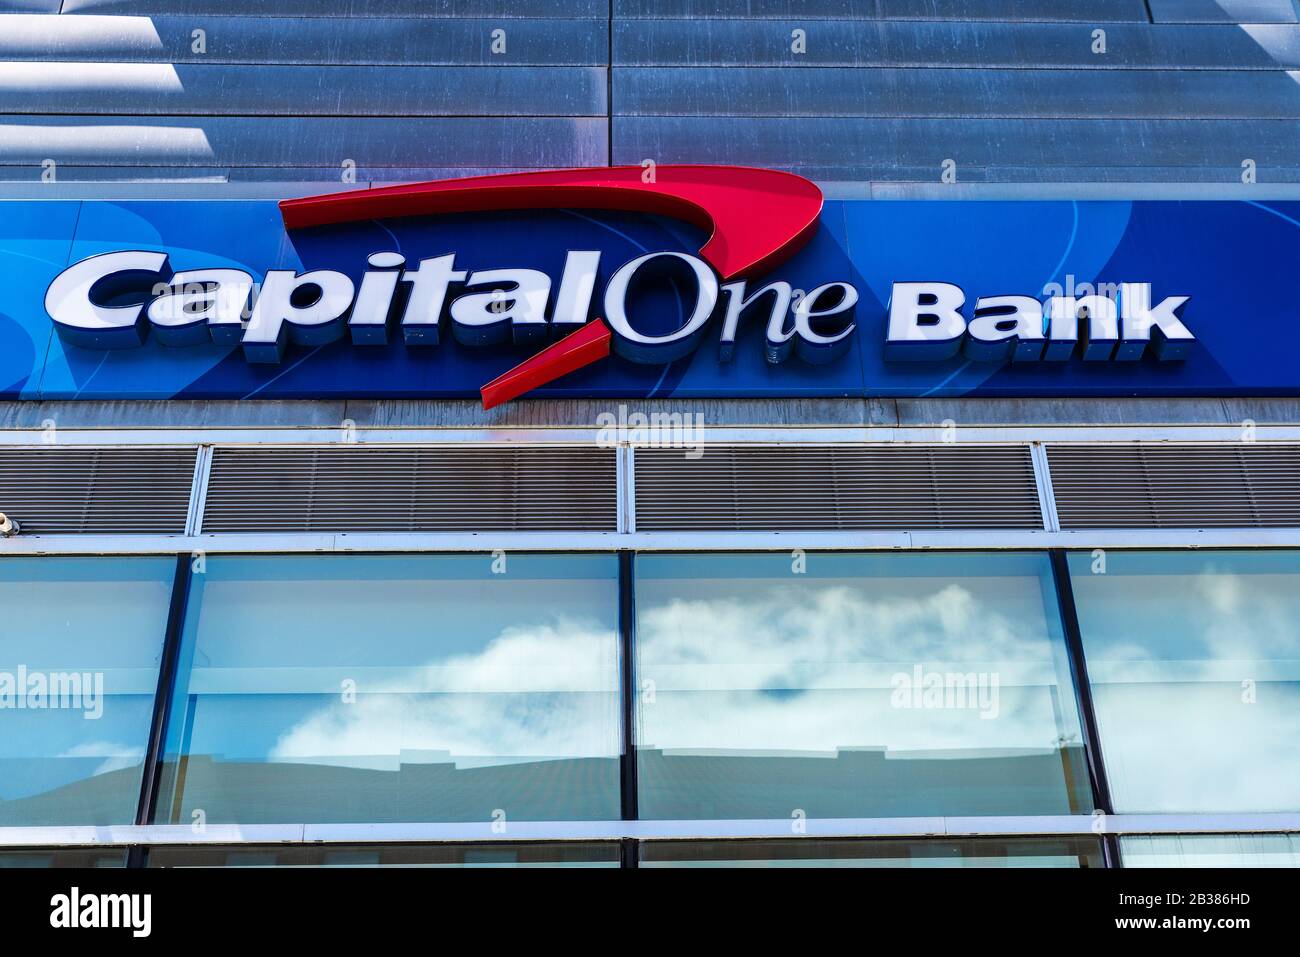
[
  {"xmin": 1049, "ymin": 548, "xmax": 1118, "ymax": 865},
  {"xmin": 617, "ymin": 550, "xmax": 639, "ymax": 855},
  {"xmin": 126, "ymin": 554, "xmax": 194, "ymax": 869},
  {"xmin": 4, "ymin": 528, "xmax": 1300, "ymax": 555},
  {"xmin": 3, "ymin": 814, "xmax": 1299, "ymax": 848}
]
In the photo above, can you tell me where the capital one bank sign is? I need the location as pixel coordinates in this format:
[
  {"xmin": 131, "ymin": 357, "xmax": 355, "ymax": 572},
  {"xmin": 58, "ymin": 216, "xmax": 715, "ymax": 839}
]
[{"xmin": 41, "ymin": 166, "xmax": 1193, "ymax": 406}]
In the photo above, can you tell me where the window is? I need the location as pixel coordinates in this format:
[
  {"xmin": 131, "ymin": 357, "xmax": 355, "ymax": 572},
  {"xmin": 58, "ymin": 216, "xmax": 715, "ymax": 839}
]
[
  {"xmin": 147, "ymin": 842, "xmax": 619, "ymax": 868},
  {"xmin": 1068, "ymin": 550, "xmax": 1300, "ymax": 813},
  {"xmin": 1121, "ymin": 834, "xmax": 1300, "ymax": 868},
  {"xmin": 634, "ymin": 552, "xmax": 1091, "ymax": 819},
  {"xmin": 0, "ymin": 849, "xmax": 127, "ymax": 868},
  {"xmin": 0, "ymin": 557, "xmax": 173, "ymax": 826},
  {"xmin": 155, "ymin": 554, "xmax": 621, "ymax": 824},
  {"xmin": 640, "ymin": 838, "xmax": 1102, "ymax": 868}
]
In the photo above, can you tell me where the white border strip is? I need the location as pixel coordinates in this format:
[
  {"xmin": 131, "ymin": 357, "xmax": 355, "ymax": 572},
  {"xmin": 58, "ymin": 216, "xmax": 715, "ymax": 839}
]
[
  {"xmin": 2, "ymin": 814, "xmax": 1298, "ymax": 847},
  {"xmin": 614, "ymin": 443, "xmax": 628, "ymax": 534},
  {"xmin": 3, "ymin": 528, "xmax": 1300, "ymax": 555},
  {"xmin": 1029, "ymin": 442, "xmax": 1061, "ymax": 533},
  {"xmin": 623, "ymin": 444, "xmax": 637, "ymax": 535},
  {"xmin": 184, "ymin": 446, "xmax": 213, "ymax": 537}
]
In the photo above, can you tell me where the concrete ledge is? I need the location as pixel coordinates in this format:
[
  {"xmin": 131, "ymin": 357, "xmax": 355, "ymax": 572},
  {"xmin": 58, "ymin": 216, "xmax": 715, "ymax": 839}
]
[{"xmin": 2, "ymin": 397, "xmax": 1299, "ymax": 430}]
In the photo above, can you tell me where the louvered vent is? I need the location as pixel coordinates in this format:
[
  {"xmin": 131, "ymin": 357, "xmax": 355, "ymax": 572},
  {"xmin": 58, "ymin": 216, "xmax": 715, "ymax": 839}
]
[
  {"xmin": 1048, "ymin": 443, "xmax": 1300, "ymax": 529},
  {"xmin": 0, "ymin": 446, "xmax": 196, "ymax": 534},
  {"xmin": 202, "ymin": 446, "xmax": 617, "ymax": 533},
  {"xmin": 634, "ymin": 444, "xmax": 1043, "ymax": 531}
]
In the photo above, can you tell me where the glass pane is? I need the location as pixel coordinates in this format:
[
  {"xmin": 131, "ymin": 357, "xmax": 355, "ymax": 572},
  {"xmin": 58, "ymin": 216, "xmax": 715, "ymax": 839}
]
[
  {"xmin": 0, "ymin": 849, "xmax": 127, "ymax": 868},
  {"xmin": 155, "ymin": 554, "xmax": 621, "ymax": 824},
  {"xmin": 641, "ymin": 838, "xmax": 1102, "ymax": 868},
  {"xmin": 0, "ymin": 557, "xmax": 173, "ymax": 826},
  {"xmin": 1068, "ymin": 550, "xmax": 1300, "ymax": 813},
  {"xmin": 148, "ymin": 842, "xmax": 619, "ymax": 868},
  {"xmin": 1121, "ymin": 834, "xmax": 1300, "ymax": 868},
  {"xmin": 634, "ymin": 552, "xmax": 1090, "ymax": 819}
]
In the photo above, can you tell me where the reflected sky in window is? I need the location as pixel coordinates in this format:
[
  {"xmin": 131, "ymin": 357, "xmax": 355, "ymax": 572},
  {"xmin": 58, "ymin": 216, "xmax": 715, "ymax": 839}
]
[
  {"xmin": 1121, "ymin": 833, "xmax": 1300, "ymax": 868},
  {"xmin": 1069, "ymin": 549, "xmax": 1300, "ymax": 814},
  {"xmin": 634, "ymin": 552, "xmax": 1090, "ymax": 819},
  {"xmin": 0, "ymin": 557, "xmax": 171, "ymax": 826},
  {"xmin": 157, "ymin": 554, "xmax": 621, "ymax": 824}
]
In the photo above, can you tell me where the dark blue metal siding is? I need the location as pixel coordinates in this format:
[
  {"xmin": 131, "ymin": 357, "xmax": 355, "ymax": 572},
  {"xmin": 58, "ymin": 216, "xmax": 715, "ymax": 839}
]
[{"xmin": 3, "ymin": 1, "xmax": 1300, "ymax": 184}]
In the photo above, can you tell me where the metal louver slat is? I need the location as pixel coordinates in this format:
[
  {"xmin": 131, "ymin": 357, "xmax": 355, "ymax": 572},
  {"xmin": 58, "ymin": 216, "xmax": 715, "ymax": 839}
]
[
  {"xmin": 201, "ymin": 446, "xmax": 617, "ymax": 533},
  {"xmin": 0, "ymin": 446, "xmax": 197, "ymax": 534},
  {"xmin": 1048, "ymin": 443, "xmax": 1300, "ymax": 529},
  {"xmin": 634, "ymin": 444, "xmax": 1043, "ymax": 531}
]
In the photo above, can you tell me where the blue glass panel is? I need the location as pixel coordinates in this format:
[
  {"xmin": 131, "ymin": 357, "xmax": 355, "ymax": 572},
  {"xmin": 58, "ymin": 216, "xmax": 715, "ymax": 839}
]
[
  {"xmin": 634, "ymin": 552, "xmax": 1091, "ymax": 819},
  {"xmin": 1121, "ymin": 834, "xmax": 1300, "ymax": 867},
  {"xmin": 0, "ymin": 556, "xmax": 173, "ymax": 826},
  {"xmin": 148, "ymin": 842, "xmax": 619, "ymax": 867},
  {"xmin": 156, "ymin": 554, "xmax": 621, "ymax": 824},
  {"xmin": 1068, "ymin": 549, "xmax": 1300, "ymax": 813},
  {"xmin": 0, "ymin": 848, "xmax": 127, "ymax": 867},
  {"xmin": 641, "ymin": 837, "xmax": 1102, "ymax": 867}
]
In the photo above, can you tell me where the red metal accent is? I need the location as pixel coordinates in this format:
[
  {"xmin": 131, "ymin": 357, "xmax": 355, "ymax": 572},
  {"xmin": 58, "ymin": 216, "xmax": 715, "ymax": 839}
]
[
  {"xmin": 279, "ymin": 165, "xmax": 823, "ymax": 282},
  {"xmin": 480, "ymin": 318, "xmax": 613, "ymax": 410},
  {"xmin": 280, "ymin": 165, "xmax": 826, "ymax": 405}
]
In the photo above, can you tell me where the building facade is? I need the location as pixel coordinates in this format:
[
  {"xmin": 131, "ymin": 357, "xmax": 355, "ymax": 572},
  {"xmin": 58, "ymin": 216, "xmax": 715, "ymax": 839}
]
[{"xmin": 1, "ymin": 1, "xmax": 1299, "ymax": 868}]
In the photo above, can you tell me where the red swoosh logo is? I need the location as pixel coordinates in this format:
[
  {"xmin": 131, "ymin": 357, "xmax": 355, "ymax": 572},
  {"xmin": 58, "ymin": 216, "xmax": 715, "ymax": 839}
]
[{"xmin": 279, "ymin": 166, "xmax": 824, "ymax": 407}]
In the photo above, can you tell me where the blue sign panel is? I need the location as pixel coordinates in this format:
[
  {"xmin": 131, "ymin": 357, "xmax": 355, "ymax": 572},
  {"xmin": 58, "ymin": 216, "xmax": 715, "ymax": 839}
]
[{"xmin": 2, "ymin": 198, "xmax": 1298, "ymax": 401}]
